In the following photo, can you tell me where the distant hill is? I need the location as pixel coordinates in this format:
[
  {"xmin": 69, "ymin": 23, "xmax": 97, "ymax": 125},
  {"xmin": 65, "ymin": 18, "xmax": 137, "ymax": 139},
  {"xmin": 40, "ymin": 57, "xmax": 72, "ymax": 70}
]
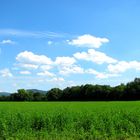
[
  {"xmin": 0, "ymin": 92, "xmax": 11, "ymax": 96},
  {"xmin": 26, "ymin": 89, "xmax": 47, "ymax": 94}
]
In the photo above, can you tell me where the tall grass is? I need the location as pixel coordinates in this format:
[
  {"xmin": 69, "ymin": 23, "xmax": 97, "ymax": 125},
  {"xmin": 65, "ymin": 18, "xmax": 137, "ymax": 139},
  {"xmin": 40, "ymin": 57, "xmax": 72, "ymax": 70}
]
[{"xmin": 0, "ymin": 102, "xmax": 140, "ymax": 139}]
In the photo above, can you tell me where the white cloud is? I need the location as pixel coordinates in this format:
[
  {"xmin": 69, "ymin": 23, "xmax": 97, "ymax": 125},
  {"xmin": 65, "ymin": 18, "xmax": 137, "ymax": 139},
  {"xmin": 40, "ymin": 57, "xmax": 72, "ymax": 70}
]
[
  {"xmin": 16, "ymin": 51, "xmax": 55, "ymax": 77},
  {"xmin": 20, "ymin": 71, "xmax": 31, "ymax": 75},
  {"xmin": 85, "ymin": 68, "xmax": 99, "ymax": 75},
  {"xmin": 14, "ymin": 50, "xmax": 120, "ymax": 80},
  {"xmin": 37, "ymin": 77, "xmax": 65, "ymax": 83},
  {"xmin": 37, "ymin": 71, "xmax": 55, "ymax": 77},
  {"xmin": 130, "ymin": 61, "xmax": 140, "ymax": 71},
  {"xmin": 0, "ymin": 68, "xmax": 13, "ymax": 77},
  {"xmin": 0, "ymin": 39, "xmax": 15, "ymax": 45},
  {"xmin": 40, "ymin": 65, "xmax": 53, "ymax": 71},
  {"xmin": 55, "ymin": 56, "xmax": 84, "ymax": 75},
  {"xmin": 74, "ymin": 49, "xmax": 117, "ymax": 64},
  {"xmin": 67, "ymin": 34, "xmax": 109, "ymax": 48},
  {"xmin": 95, "ymin": 73, "xmax": 119, "ymax": 79},
  {"xmin": 55, "ymin": 56, "xmax": 76, "ymax": 66},
  {"xmin": 16, "ymin": 51, "xmax": 52, "ymax": 65},
  {"xmin": 52, "ymin": 54, "xmax": 83, "ymax": 75},
  {"xmin": 48, "ymin": 77, "xmax": 65, "ymax": 82},
  {"xmin": 59, "ymin": 65, "xmax": 84, "ymax": 75},
  {"xmin": 16, "ymin": 52, "xmax": 79, "ymax": 77},
  {"xmin": 18, "ymin": 63, "xmax": 39, "ymax": 69},
  {"xmin": 85, "ymin": 68, "xmax": 119, "ymax": 79},
  {"xmin": 108, "ymin": 61, "xmax": 140, "ymax": 74}
]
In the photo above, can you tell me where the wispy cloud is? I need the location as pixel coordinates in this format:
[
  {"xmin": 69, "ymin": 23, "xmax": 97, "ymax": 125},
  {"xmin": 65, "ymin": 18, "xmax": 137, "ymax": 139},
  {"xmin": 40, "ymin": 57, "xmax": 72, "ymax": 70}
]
[
  {"xmin": 19, "ymin": 71, "xmax": 31, "ymax": 75},
  {"xmin": 37, "ymin": 71, "xmax": 55, "ymax": 77},
  {"xmin": 85, "ymin": 68, "xmax": 119, "ymax": 79},
  {"xmin": 0, "ymin": 29, "xmax": 66, "ymax": 39},
  {"xmin": 0, "ymin": 68, "xmax": 13, "ymax": 77}
]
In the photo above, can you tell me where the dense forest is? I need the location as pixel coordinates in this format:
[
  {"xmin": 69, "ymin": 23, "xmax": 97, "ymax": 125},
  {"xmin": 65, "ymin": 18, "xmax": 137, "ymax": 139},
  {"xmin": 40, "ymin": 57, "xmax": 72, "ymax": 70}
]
[{"xmin": 1, "ymin": 78, "xmax": 140, "ymax": 101}]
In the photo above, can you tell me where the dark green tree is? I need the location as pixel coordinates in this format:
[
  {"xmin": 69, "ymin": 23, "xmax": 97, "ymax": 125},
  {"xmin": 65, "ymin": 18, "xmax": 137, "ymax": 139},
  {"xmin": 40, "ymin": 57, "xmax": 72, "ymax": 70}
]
[{"xmin": 47, "ymin": 88, "xmax": 62, "ymax": 101}]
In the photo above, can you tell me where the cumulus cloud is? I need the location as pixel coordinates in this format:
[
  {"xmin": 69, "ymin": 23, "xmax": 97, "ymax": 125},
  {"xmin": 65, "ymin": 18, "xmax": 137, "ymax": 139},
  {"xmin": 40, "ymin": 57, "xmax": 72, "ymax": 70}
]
[
  {"xmin": 15, "ymin": 50, "xmax": 119, "ymax": 78},
  {"xmin": 67, "ymin": 34, "xmax": 109, "ymax": 48},
  {"xmin": 16, "ymin": 51, "xmax": 55, "ymax": 77},
  {"xmin": 15, "ymin": 50, "xmax": 140, "ymax": 80},
  {"xmin": 54, "ymin": 56, "xmax": 85, "ymax": 75},
  {"xmin": 108, "ymin": 61, "xmax": 140, "ymax": 74},
  {"xmin": 0, "ymin": 69, "xmax": 13, "ymax": 77},
  {"xmin": 16, "ymin": 51, "xmax": 79, "ymax": 77},
  {"xmin": 74, "ymin": 49, "xmax": 117, "ymax": 64},
  {"xmin": 16, "ymin": 51, "xmax": 52, "ymax": 65},
  {"xmin": 0, "ymin": 39, "xmax": 15, "ymax": 45}
]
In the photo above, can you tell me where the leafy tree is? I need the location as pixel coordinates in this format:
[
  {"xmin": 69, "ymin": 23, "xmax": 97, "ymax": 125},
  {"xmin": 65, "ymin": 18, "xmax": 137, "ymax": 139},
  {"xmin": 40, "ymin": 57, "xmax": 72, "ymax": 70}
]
[
  {"xmin": 125, "ymin": 78, "xmax": 140, "ymax": 100},
  {"xmin": 33, "ymin": 92, "xmax": 46, "ymax": 101},
  {"xmin": 5, "ymin": 78, "xmax": 140, "ymax": 101},
  {"xmin": 47, "ymin": 88, "xmax": 62, "ymax": 101}
]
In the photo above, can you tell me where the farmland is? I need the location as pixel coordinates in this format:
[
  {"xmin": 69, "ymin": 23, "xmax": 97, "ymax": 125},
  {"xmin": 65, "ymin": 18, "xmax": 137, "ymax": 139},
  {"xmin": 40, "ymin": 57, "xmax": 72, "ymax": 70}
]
[{"xmin": 0, "ymin": 102, "xmax": 140, "ymax": 140}]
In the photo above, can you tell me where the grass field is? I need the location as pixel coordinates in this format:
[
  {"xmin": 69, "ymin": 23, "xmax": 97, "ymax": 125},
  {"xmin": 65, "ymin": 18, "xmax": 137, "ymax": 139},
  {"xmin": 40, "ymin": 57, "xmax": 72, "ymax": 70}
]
[{"xmin": 0, "ymin": 102, "xmax": 140, "ymax": 139}]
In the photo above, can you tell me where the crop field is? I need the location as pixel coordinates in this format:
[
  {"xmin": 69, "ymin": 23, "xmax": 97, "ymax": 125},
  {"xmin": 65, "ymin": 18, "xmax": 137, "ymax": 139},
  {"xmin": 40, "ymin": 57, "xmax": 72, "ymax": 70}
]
[{"xmin": 0, "ymin": 102, "xmax": 140, "ymax": 140}]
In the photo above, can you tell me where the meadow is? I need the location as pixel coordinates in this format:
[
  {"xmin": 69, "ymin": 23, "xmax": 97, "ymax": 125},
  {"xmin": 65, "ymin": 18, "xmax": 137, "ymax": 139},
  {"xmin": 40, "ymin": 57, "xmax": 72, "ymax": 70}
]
[{"xmin": 0, "ymin": 102, "xmax": 140, "ymax": 140}]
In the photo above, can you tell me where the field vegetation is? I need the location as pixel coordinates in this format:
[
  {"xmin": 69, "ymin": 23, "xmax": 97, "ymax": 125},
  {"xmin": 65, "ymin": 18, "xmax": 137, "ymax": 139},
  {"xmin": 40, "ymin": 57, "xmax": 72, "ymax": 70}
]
[{"xmin": 0, "ymin": 102, "xmax": 140, "ymax": 139}]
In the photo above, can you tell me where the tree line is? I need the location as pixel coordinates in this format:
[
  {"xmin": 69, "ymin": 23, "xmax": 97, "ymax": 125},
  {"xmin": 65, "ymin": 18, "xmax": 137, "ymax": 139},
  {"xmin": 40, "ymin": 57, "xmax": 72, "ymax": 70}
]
[{"xmin": 1, "ymin": 78, "xmax": 140, "ymax": 101}]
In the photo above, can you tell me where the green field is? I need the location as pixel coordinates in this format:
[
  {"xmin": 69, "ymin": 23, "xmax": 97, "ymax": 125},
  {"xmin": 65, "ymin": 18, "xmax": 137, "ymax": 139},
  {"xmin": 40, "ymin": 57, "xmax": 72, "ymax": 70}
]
[{"xmin": 0, "ymin": 102, "xmax": 140, "ymax": 140}]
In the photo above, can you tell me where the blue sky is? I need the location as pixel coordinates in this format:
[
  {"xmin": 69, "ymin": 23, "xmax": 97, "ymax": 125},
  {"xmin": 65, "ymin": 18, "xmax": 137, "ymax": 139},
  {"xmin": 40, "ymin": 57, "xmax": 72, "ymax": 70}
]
[{"xmin": 0, "ymin": 0, "xmax": 140, "ymax": 92}]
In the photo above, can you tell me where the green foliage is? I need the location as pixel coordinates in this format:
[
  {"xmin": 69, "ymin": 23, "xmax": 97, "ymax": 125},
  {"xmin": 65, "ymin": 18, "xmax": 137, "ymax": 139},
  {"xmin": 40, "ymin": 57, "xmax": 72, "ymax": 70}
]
[
  {"xmin": 1, "ymin": 77, "xmax": 140, "ymax": 101},
  {"xmin": 0, "ymin": 102, "xmax": 140, "ymax": 139},
  {"xmin": 47, "ymin": 88, "xmax": 62, "ymax": 101},
  {"xmin": 1, "ymin": 78, "xmax": 140, "ymax": 101}
]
